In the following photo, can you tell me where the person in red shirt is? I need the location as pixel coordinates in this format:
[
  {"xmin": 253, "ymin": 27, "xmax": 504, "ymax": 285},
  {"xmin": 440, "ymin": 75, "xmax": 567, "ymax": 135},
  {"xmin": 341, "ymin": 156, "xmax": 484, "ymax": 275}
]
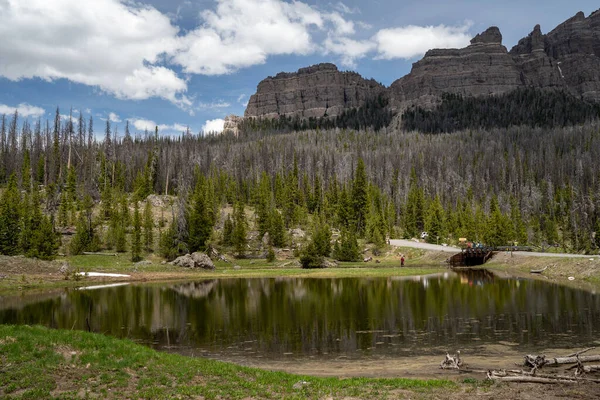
[{"xmin": 400, "ymin": 255, "xmax": 405, "ymax": 267}]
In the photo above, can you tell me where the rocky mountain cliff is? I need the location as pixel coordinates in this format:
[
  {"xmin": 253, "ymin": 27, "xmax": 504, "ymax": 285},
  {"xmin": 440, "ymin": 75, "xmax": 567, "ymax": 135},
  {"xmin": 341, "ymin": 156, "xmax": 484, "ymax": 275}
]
[
  {"xmin": 244, "ymin": 63, "xmax": 385, "ymax": 119},
  {"xmin": 242, "ymin": 9, "xmax": 600, "ymax": 123}
]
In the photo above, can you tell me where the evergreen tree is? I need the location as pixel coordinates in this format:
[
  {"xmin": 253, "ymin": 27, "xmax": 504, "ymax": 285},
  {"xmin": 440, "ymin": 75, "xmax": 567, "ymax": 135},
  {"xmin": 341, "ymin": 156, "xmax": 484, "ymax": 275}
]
[
  {"xmin": 266, "ymin": 245, "xmax": 276, "ymax": 262},
  {"xmin": 143, "ymin": 200, "xmax": 154, "ymax": 252},
  {"xmin": 333, "ymin": 228, "xmax": 360, "ymax": 262},
  {"xmin": 188, "ymin": 176, "xmax": 214, "ymax": 252},
  {"xmin": 35, "ymin": 155, "xmax": 45, "ymax": 185},
  {"xmin": 300, "ymin": 216, "xmax": 331, "ymax": 268},
  {"xmin": 24, "ymin": 189, "xmax": 58, "ymax": 260},
  {"xmin": 222, "ymin": 215, "xmax": 233, "ymax": 246},
  {"xmin": 255, "ymin": 172, "xmax": 272, "ymax": 236},
  {"xmin": 352, "ymin": 157, "xmax": 368, "ymax": 236},
  {"xmin": 0, "ymin": 175, "xmax": 21, "ymax": 255},
  {"xmin": 337, "ymin": 186, "xmax": 352, "ymax": 229},
  {"xmin": 232, "ymin": 200, "xmax": 247, "ymax": 257},
  {"xmin": 312, "ymin": 217, "xmax": 331, "ymax": 258},
  {"xmin": 131, "ymin": 200, "xmax": 142, "ymax": 262},
  {"xmin": 269, "ymin": 209, "xmax": 286, "ymax": 247},
  {"xmin": 70, "ymin": 195, "xmax": 99, "ymax": 255},
  {"xmin": 404, "ymin": 168, "xmax": 425, "ymax": 238},
  {"xmin": 159, "ymin": 219, "xmax": 183, "ymax": 261},
  {"xmin": 283, "ymin": 160, "xmax": 299, "ymax": 228},
  {"xmin": 21, "ymin": 149, "xmax": 31, "ymax": 192},
  {"xmin": 424, "ymin": 195, "xmax": 446, "ymax": 244},
  {"xmin": 485, "ymin": 197, "xmax": 513, "ymax": 247}
]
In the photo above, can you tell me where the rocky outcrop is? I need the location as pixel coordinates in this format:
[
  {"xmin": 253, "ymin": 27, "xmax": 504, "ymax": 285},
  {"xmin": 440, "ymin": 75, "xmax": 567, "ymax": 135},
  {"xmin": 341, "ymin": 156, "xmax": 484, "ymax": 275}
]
[
  {"xmin": 389, "ymin": 27, "xmax": 523, "ymax": 111},
  {"xmin": 243, "ymin": 10, "xmax": 600, "ymax": 121},
  {"xmin": 223, "ymin": 115, "xmax": 243, "ymax": 137},
  {"xmin": 244, "ymin": 63, "xmax": 385, "ymax": 119},
  {"xmin": 510, "ymin": 10, "xmax": 600, "ymax": 102},
  {"xmin": 170, "ymin": 252, "xmax": 215, "ymax": 270}
]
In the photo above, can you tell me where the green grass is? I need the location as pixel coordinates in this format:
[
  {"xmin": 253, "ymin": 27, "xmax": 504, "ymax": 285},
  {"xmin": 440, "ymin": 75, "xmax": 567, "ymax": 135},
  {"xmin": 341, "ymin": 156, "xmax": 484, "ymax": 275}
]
[
  {"xmin": 0, "ymin": 325, "xmax": 455, "ymax": 399},
  {"xmin": 59, "ymin": 252, "xmax": 447, "ymax": 280}
]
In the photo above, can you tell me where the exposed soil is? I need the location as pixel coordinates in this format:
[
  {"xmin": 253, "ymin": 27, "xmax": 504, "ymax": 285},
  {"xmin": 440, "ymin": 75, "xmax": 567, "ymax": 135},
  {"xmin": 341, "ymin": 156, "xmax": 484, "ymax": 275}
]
[{"xmin": 227, "ymin": 345, "xmax": 600, "ymax": 399}]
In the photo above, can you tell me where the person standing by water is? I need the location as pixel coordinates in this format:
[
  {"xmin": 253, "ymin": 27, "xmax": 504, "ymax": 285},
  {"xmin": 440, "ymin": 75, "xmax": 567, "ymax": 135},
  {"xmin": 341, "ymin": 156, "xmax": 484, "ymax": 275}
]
[{"xmin": 400, "ymin": 255, "xmax": 405, "ymax": 267}]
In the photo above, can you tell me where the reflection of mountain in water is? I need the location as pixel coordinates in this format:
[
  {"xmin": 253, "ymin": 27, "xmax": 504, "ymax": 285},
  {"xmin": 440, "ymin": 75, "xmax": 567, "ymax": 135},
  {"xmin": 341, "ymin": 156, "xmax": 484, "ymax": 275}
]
[{"xmin": 1, "ymin": 276, "xmax": 599, "ymax": 360}]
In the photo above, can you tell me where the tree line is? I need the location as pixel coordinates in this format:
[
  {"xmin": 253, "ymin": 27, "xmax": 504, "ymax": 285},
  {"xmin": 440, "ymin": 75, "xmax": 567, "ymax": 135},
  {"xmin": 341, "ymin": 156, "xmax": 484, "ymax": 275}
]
[
  {"xmin": 1, "ymin": 106, "xmax": 600, "ymax": 265},
  {"xmin": 402, "ymin": 88, "xmax": 600, "ymax": 133}
]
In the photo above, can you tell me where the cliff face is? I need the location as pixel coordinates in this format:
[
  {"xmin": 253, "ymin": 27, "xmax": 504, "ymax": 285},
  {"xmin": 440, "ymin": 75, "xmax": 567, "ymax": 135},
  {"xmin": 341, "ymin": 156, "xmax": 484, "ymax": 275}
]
[
  {"xmin": 244, "ymin": 63, "xmax": 386, "ymax": 119},
  {"xmin": 242, "ymin": 10, "xmax": 600, "ymax": 121},
  {"xmin": 510, "ymin": 10, "xmax": 600, "ymax": 102},
  {"xmin": 389, "ymin": 27, "xmax": 523, "ymax": 111}
]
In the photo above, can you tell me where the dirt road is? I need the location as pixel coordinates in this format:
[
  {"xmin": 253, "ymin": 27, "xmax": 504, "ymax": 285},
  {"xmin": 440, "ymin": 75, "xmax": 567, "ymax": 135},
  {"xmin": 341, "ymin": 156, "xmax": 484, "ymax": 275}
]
[{"xmin": 389, "ymin": 239, "xmax": 595, "ymax": 258}]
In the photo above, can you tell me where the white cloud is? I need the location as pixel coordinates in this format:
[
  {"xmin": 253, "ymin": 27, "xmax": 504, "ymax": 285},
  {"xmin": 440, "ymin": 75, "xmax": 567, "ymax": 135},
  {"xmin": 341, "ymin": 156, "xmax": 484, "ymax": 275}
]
[
  {"xmin": 334, "ymin": 2, "xmax": 359, "ymax": 15},
  {"xmin": 131, "ymin": 118, "xmax": 188, "ymax": 134},
  {"xmin": 197, "ymin": 101, "xmax": 231, "ymax": 109},
  {"xmin": 0, "ymin": 0, "xmax": 189, "ymax": 108},
  {"xmin": 237, "ymin": 94, "xmax": 249, "ymax": 106},
  {"xmin": 159, "ymin": 123, "xmax": 188, "ymax": 133},
  {"xmin": 131, "ymin": 119, "xmax": 155, "ymax": 132},
  {"xmin": 374, "ymin": 23, "xmax": 472, "ymax": 60},
  {"xmin": 0, "ymin": 0, "xmax": 475, "ymax": 108},
  {"xmin": 326, "ymin": 12, "xmax": 355, "ymax": 36},
  {"xmin": 172, "ymin": 0, "xmax": 323, "ymax": 75},
  {"xmin": 323, "ymin": 36, "xmax": 375, "ymax": 68},
  {"xmin": 0, "ymin": 103, "xmax": 45, "ymax": 118},
  {"xmin": 202, "ymin": 118, "xmax": 225, "ymax": 133},
  {"xmin": 108, "ymin": 112, "xmax": 121, "ymax": 123}
]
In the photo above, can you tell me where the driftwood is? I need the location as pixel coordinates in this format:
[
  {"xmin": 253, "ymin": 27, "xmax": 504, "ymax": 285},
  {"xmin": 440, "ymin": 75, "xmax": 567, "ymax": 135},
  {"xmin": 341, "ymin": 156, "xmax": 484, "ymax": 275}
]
[
  {"xmin": 530, "ymin": 266, "xmax": 548, "ymax": 274},
  {"xmin": 505, "ymin": 369, "xmax": 600, "ymax": 383},
  {"xmin": 444, "ymin": 349, "xmax": 600, "ymax": 385},
  {"xmin": 453, "ymin": 349, "xmax": 600, "ymax": 386},
  {"xmin": 544, "ymin": 355, "xmax": 600, "ymax": 366},
  {"xmin": 82, "ymin": 252, "xmax": 117, "ymax": 256},
  {"xmin": 524, "ymin": 354, "xmax": 547, "ymax": 369},
  {"xmin": 565, "ymin": 347, "xmax": 595, "ymax": 358},
  {"xmin": 440, "ymin": 351, "xmax": 462, "ymax": 369},
  {"xmin": 524, "ymin": 353, "xmax": 600, "ymax": 367},
  {"xmin": 487, "ymin": 373, "xmax": 577, "ymax": 384}
]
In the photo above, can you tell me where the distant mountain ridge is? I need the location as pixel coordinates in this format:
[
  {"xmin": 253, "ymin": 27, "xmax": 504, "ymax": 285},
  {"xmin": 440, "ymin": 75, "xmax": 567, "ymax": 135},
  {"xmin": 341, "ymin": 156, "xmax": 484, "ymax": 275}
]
[{"xmin": 236, "ymin": 9, "xmax": 600, "ymax": 130}]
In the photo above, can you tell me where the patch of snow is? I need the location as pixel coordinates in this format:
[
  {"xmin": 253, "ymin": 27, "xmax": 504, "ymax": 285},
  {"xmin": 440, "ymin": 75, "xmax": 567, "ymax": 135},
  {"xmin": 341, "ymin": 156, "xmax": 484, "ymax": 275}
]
[
  {"xmin": 77, "ymin": 272, "xmax": 131, "ymax": 278},
  {"xmin": 557, "ymin": 62, "xmax": 565, "ymax": 79}
]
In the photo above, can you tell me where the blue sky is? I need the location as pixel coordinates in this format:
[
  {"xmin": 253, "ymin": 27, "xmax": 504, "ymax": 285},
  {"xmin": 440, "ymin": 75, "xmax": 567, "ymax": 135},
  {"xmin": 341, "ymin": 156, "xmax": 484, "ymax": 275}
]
[{"xmin": 0, "ymin": 0, "xmax": 598, "ymax": 136}]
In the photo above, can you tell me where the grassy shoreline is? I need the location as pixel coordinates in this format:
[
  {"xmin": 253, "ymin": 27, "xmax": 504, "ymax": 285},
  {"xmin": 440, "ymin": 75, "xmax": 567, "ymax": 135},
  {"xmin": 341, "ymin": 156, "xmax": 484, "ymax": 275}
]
[
  {"xmin": 0, "ymin": 325, "xmax": 454, "ymax": 399},
  {"xmin": 0, "ymin": 247, "xmax": 450, "ymax": 293},
  {"xmin": 2, "ymin": 246, "xmax": 600, "ymax": 293},
  {"xmin": 2, "ymin": 251, "xmax": 600, "ymax": 398}
]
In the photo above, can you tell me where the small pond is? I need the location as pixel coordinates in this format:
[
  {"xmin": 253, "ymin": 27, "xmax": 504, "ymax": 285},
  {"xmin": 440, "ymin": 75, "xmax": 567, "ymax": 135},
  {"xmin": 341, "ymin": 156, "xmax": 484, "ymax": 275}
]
[{"xmin": 1, "ymin": 270, "xmax": 599, "ymax": 364}]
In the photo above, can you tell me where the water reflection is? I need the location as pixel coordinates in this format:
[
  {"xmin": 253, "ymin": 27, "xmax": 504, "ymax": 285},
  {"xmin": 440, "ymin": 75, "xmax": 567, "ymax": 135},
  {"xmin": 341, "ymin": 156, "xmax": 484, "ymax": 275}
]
[{"xmin": 1, "ymin": 271, "xmax": 599, "ymax": 360}]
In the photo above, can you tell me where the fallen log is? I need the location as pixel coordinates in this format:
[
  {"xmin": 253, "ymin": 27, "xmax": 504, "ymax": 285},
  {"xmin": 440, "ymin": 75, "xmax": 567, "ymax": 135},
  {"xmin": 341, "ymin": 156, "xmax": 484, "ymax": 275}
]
[
  {"xmin": 565, "ymin": 347, "xmax": 595, "ymax": 358},
  {"xmin": 487, "ymin": 371, "xmax": 576, "ymax": 384},
  {"xmin": 524, "ymin": 354, "xmax": 546, "ymax": 368},
  {"xmin": 506, "ymin": 369, "xmax": 600, "ymax": 383},
  {"xmin": 544, "ymin": 355, "xmax": 600, "ymax": 366},
  {"xmin": 82, "ymin": 252, "xmax": 118, "ymax": 256},
  {"xmin": 582, "ymin": 365, "xmax": 600, "ymax": 373}
]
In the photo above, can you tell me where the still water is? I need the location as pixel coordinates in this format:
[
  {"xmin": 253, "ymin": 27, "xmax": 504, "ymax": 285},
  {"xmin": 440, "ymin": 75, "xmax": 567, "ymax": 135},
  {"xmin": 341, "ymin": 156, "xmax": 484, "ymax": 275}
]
[{"xmin": 1, "ymin": 271, "xmax": 599, "ymax": 361}]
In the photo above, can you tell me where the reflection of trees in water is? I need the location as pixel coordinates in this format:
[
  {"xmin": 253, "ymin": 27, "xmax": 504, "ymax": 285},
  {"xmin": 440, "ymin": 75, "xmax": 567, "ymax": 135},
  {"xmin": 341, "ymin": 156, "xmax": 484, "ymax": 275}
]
[
  {"xmin": 1, "ymin": 277, "xmax": 600, "ymax": 357},
  {"xmin": 454, "ymin": 269, "xmax": 496, "ymax": 286},
  {"xmin": 170, "ymin": 281, "xmax": 217, "ymax": 299}
]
